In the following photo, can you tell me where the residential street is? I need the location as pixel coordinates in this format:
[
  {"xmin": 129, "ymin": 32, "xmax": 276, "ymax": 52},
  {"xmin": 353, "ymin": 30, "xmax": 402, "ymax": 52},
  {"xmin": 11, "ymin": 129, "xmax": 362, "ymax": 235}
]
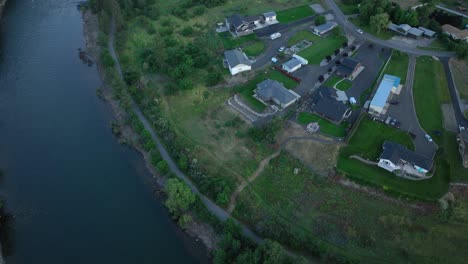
[{"xmin": 323, "ymin": 0, "xmax": 455, "ymax": 57}]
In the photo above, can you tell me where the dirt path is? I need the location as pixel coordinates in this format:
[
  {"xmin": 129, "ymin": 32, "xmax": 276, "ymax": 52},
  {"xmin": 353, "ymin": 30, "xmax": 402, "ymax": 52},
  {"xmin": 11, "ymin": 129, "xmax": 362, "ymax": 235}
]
[{"xmin": 227, "ymin": 150, "xmax": 281, "ymax": 213}]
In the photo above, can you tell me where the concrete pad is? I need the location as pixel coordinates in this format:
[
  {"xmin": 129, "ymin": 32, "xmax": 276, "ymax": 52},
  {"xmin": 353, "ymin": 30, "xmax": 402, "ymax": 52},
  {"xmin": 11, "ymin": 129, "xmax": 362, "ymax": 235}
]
[{"xmin": 310, "ymin": 4, "xmax": 325, "ymax": 14}]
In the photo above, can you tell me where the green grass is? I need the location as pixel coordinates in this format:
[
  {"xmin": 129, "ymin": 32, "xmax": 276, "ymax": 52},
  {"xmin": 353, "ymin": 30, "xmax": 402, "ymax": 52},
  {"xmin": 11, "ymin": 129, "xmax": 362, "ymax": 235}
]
[
  {"xmin": 287, "ymin": 30, "xmax": 320, "ymax": 46},
  {"xmin": 383, "ymin": 51, "xmax": 409, "ymax": 84},
  {"xmin": 268, "ymin": 69, "xmax": 298, "ymax": 89},
  {"xmin": 297, "ymin": 112, "xmax": 348, "ymax": 137},
  {"xmin": 450, "ymin": 59, "xmax": 468, "ymax": 99},
  {"xmin": 298, "ymin": 35, "xmax": 347, "ymax": 64},
  {"xmin": 444, "ymin": 132, "xmax": 468, "ymax": 182},
  {"xmin": 413, "ymin": 56, "xmax": 450, "ymax": 143},
  {"xmin": 349, "ymin": 17, "xmax": 394, "ymax": 40},
  {"xmin": 219, "ymin": 32, "xmax": 257, "ymax": 50},
  {"xmin": 336, "ymin": 79, "xmax": 353, "ymax": 91},
  {"xmin": 276, "ymin": 5, "xmax": 315, "ymax": 23},
  {"xmin": 244, "ymin": 41, "xmax": 265, "ymax": 57},
  {"xmin": 417, "ymin": 39, "xmax": 450, "ymax": 51},
  {"xmin": 337, "ymin": 117, "xmax": 449, "ymax": 200},
  {"xmin": 324, "ymin": 75, "xmax": 342, "ymax": 87}
]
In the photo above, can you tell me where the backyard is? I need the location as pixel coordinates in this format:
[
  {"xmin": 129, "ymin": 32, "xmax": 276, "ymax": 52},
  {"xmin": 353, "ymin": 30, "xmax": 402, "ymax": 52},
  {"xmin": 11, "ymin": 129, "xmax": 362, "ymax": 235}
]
[
  {"xmin": 297, "ymin": 112, "xmax": 348, "ymax": 137},
  {"xmin": 337, "ymin": 116, "xmax": 449, "ymax": 200},
  {"xmin": 383, "ymin": 51, "xmax": 409, "ymax": 84},
  {"xmin": 298, "ymin": 34, "xmax": 347, "ymax": 64},
  {"xmin": 276, "ymin": 5, "xmax": 315, "ymax": 23},
  {"xmin": 287, "ymin": 30, "xmax": 320, "ymax": 46},
  {"xmin": 244, "ymin": 41, "xmax": 266, "ymax": 57}
]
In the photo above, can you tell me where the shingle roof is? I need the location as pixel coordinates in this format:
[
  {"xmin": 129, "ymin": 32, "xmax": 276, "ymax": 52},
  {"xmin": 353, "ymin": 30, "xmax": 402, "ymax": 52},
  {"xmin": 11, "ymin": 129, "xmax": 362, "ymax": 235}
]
[
  {"xmin": 224, "ymin": 49, "xmax": 251, "ymax": 68},
  {"xmin": 228, "ymin": 14, "xmax": 244, "ymax": 29},
  {"xmin": 442, "ymin": 24, "xmax": 468, "ymax": 39},
  {"xmin": 256, "ymin": 79, "xmax": 300, "ymax": 106},
  {"xmin": 399, "ymin": 24, "xmax": 411, "ymax": 32},
  {"xmin": 315, "ymin": 22, "xmax": 337, "ymax": 33},
  {"xmin": 370, "ymin": 74, "xmax": 401, "ymax": 109},
  {"xmin": 380, "ymin": 141, "xmax": 433, "ymax": 171},
  {"xmin": 337, "ymin": 58, "xmax": 359, "ymax": 76},
  {"xmin": 310, "ymin": 86, "xmax": 350, "ymax": 123}
]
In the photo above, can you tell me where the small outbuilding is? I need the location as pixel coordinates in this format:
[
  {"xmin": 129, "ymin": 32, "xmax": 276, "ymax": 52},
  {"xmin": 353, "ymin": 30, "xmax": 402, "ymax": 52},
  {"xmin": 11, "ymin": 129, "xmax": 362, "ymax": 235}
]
[
  {"xmin": 254, "ymin": 79, "xmax": 301, "ymax": 109},
  {"xmin": 224, "ymin": 49, "xmax": 252, "ymax": 75},
  {"xmin": 313, "ymin": 22, "xmax": 338, "ymax": 35},
  {"xmin": 282, "ymin": 58, "xmax": 303, "ymax": 73},
  {"xmin": 263, "ymin": 11, "xmax": 277, "ymax": 22}
]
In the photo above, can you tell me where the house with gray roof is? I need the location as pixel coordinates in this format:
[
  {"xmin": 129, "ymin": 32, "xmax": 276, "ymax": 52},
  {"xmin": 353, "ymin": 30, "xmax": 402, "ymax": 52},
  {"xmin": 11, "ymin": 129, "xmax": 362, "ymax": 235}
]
[
  {"xmin": 313, "ymin": 21, "xmax": 338, "ymax": 35},
  {"xmin": 224, "ymin": 49, "xmax": 252, "ymax": 75},
  {"xmin": 387, "ymin": 23, "xmax": 425, "ymax": 39},
  {"xmin": 418, "ymin": 26, "xmax": 436, "ymax": 38},
  {"xmin": 369, "ymin": 74, "xmax": 401, "ymax": 115},
  {"xmin": 309, "ymin": 86, "xmax": 352, "ymax": 124},
  {"xmin": 282, "ymin": 58, "xmax": 303, "ymax": 73},
  {"xmin": 226, "ymin": 11, "xmax": 278, "ymax": 36},
  {"xmin": 378, "ymin": 141, "xmax": 433, "ymax": 178},
  {"xmin": 254, "ymin": 79, "xmax": 300, "ymax": 109},
  {"xmin": 336, "ymin": 57, "xmax": 361, "ymax": 79}
]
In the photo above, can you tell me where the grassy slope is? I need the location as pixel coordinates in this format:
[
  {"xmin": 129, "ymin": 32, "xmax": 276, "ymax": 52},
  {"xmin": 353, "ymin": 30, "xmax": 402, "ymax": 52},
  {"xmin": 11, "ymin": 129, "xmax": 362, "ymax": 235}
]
[
  {"xmin": 244, "ymin": 41, "xmax": 266, "ymax": 57},
  {"xmin": 297, "ymin": 112, "xmax": 348, "ymax": 137},
  {"xmin": 276, "ymin": 5, "xmax": 315, "ymax": 23},
  {"xmin": 383, "ymin": 52, "xmax": 409, "ymax": 84},
  {"xmin": 298, "ymin": 35, "xmax": 347, "ymax": 64}
]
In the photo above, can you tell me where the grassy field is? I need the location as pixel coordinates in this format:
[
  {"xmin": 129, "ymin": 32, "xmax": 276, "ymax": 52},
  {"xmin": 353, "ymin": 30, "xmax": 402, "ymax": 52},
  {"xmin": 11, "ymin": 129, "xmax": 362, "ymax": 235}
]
[
  {"xmin": 298, "ymin": 34, "xmax": 347, "ymax": 64},
  {"xmin": 450, "ymin": 59, "xmax": 468, "ymax": 99},
  {"xmin": 383, "ymin": 51, "xmax": 409, "ymax": 84},
  {"xmin": 287, "ymin": 30, "xmax": 320, "ymax": 46},
  {"xmin": 244, "ymin": 41, "xmax": 265, "ymax": 57},
  {"xmin": 337, "ymin": 117, "xmax": 449, "ymax": 200},
  {"xmin": 297, "ymin": 112, "xmax": 348, "ymax": 137},
  {"xmin": 336, "ymin": 79, "xmax": 353, "ymax": 91},
  {"xmin": 236, "ymin": 69, "xmax": 298, "ymax": 111},
  {"xmin": 234, "ymin": 152, "xmax": 467, "ymax": 263},
  {"xmin": 413, "ymin": 56, "xmax": 450, "ymax": 142},
  {"xmin": 276, "ymin": 5, "xmax": 315, "ymax": 23},
  {"xmin": 219, "ymin": 32, "xmax": 257, "ymax": 50},
  {"xmin": 349, "ymin": 17, "xmax": 394, "ymax": 40}
]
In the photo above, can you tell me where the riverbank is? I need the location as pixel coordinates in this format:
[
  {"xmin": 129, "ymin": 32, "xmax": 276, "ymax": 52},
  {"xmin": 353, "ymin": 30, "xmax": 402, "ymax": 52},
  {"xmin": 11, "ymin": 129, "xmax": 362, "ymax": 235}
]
[{"xmin": 81, "ymin": 10, "xmax": 218, "ymax": 253}]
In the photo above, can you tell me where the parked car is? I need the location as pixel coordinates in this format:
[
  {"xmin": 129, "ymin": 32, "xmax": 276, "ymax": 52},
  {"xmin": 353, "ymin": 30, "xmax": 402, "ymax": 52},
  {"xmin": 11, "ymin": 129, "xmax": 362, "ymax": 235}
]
[
  {"xmin": 278, "ymin": 46, "xmax": 285, "ymax": 52},
  {"xmin": 425, "ymin": 134, "xmax": 433, "ymax": 142},
  {"xmin": 270, "ymin": 32, "xmax": 281, "ymax": 40},
  {"xmin": 389, "ymin": 100, "xmax": 399, "ymax": 105},
  {"xmin": 271, "ymin": 57, "xmax": 278, "ymax": 63},
  {"xmin": 356, "ymin": 28, "xmax": 364, "ymax": 34}
]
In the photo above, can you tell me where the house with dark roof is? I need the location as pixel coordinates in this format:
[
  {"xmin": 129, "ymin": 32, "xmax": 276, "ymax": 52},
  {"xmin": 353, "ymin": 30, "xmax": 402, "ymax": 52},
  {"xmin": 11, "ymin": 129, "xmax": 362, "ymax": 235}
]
[
  {"xmin": 313, "ymin": 22, "xmax": 338, "ymax": 35},
  {"xmin": 224, "ymin": 49, "xmax": 252, "ymax": 75},
  {"xmin": 336, "ymin": 57, "xmax": 361, "ymax": 79},
  {"xmin": 458, "ymin": 130, "xmax": 468, "ymax": 168},
  {"xmin": 309, "ymin": 86, "xmax": 352, "ymax": 124},
  {"xmin": 254, "ymin": 79, "xmax": 300, "ymax": 109},
  {"xmin": 226, "ymin": 11, "xmax": 278, "ymax": 36},
  {"xmin": 378, "ymin": 141, "xmax": 433, "ymax": 178}
]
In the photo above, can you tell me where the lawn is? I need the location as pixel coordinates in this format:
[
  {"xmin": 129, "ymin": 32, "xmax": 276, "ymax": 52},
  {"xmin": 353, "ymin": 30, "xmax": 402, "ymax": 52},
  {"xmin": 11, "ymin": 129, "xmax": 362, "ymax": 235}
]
[
  {"xmin": 324, "ymin": 75, "xmax": 342, "ymax": 87},
  {"xmin": 349, "ymin": 17, "xmax": 394, "ymax": 40},
  {"xmin": 297, "ymin": 112, "xmax": 348, "ymax": 137},
  {"xmin": 298, "ymin": 35, "xmax": 347, "ymax": 64},
  {"xmin": 383, "ymin": 51, "xmax": 409, "ymax": 84},
  {"xmin": 336, "ymin": 79, "xmax": 353, "ymax": 91},
  {"xmin": 413, "ymin": 56, "xmax": 450, "ymax": 142},
  {"xmin": 276, "ymin": 5, "xmax": 315, "ymax": 23},
  {"xmin": 234, "ymin": 152, "xmax": 465, "ymax": 263},
  {"xmin": 287, "ymin": 30, "xmax": 320, "ymax": 46},
  {"xmin": 337, "ymin": 116, "xmax": 449, "ymax": 200},
  {"xmin": 450, "ymin": 59, "xmax": 468, "ymax": 99},
  {"xmin": 244, "ymin": 41, "xmax": 266, "ymax": 57},
  {"xmin": 219, "ymin": 32, "xmax": 257, "ymax": 50}
]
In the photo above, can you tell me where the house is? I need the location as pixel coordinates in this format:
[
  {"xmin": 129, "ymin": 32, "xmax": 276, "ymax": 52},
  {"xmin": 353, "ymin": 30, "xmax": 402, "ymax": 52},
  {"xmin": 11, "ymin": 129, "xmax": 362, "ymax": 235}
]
[
  {"xmin": 442, "ymin": 24, "xmax": 468, "ymax": 42},
  {"xmin": 224, "ymin": 49, "xmax": 252, "ymax": 75},
  {"xmin": 282, "ymin": 58, "xmax": 303, "ymax": 73},
  {"xmin": 226, "ymin": 14, "xmax": 261, "ymax": 36},
  {"xmin": 418, "ymin": 26, "xmax": 436, "ymax": 38},
  {"xmin": 336, "ymin": 57, "xmax": 361, "ymax": 79},
  {"xmin": 313, "ymin": 22, "xmax": 338, "ymax": 35},
  {"xmin": 369, "ymin": 74, "xmax": 401, "ymax": 115},
  {"xmin": 378, "ymin": 141, "xmax": 433, "ymax": 178},
  {"xmin": 387, "ymin": 23, "xmax": 424, "ymax": 39},
  {"xmin": 254, "ymin": 79, "xmax": 301, "ymax": 109},
  {"xmin": 309, "ymin": 86, "xmax": 352, "ymax": 124},
  {"xmin": 263, "ymin": 11, "xmax": 277, "ymax": 22},
  {"xmin": 458, "ymin": 129, "xmax": 468, "ymax": 168},
  {"xmin": 292, "ymin": 54, "xmax": 308, "ymax": 65}
]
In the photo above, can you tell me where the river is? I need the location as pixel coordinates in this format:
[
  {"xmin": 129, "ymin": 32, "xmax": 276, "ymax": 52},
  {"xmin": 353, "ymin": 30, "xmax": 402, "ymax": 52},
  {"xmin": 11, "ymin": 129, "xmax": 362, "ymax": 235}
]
[{"xmin": 0, "ymin": 1, "xmax": 207, "ymax": 263}]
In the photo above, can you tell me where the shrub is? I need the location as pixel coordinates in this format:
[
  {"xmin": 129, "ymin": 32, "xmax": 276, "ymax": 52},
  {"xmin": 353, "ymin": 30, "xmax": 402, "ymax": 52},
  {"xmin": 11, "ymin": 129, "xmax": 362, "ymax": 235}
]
[
  {"xmin": 157, "ymin": 160, "xmax": 170, "ymax": 174},
  {"xmin": 100, "ymin": 48, "xmax": 115, "ymax": 68}
]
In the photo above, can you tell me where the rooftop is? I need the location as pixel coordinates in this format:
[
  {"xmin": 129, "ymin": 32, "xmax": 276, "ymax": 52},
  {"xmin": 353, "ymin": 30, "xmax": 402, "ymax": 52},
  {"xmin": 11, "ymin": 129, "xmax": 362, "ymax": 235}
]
[
  {"xmin": 315, "ymin": 21, "xmax": 337, "ymax": 33},
  {"xmin": 380, "ymin": 141, "xmax": 433, "ymax": 171},
  {"xmin": 337, "ymin": 57, "xmax": 359, "ymax": 76},
  {"xmin": 418, "ymin": 26, "xmax": 436, "ymax": 37},
  {"xmin": 256, "ymin": 79, "xmax": 300, "ymax": 106},
  {"xmin": 370, "ymin": 74, "xmax": 401, "ymax": 109},
  {"xmin": 224, "ymin": 49, "xmax": 251, "ymax": 67},
  {"xmin": 442, "ymin": 24, "xmax": 468, "ymax": 39},
  {"xmin": 263, "ymin": 11, "xmax": 276, "ymax": 18},
  {"xmin": 283, "ymin": 58, "xmax": 302, "ymax": 69},
  {"xmin": 460, "ymin": 129, "xmax": 468, "ymax": 143},
  {"xmin": 310, "ymin": 86, "xmax": 350, "ymax": 123}
]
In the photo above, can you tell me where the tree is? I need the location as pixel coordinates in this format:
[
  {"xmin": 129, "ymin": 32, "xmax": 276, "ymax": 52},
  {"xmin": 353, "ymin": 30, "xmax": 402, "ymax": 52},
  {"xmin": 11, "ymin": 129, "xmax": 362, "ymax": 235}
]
[
  {"xmin": 165, "ymin": 178, "xmax": 196, "ymax": 215},
  {"xmin": 318, "ymin": 75, "xmax": 324, "ymax": 82},
  {"xmin": 315, "ymin": 15, "xmax": 326, "ymax": 26},
  {"xmin": 370, "ymin": 13, "xmax": 390, "ymax": 34}
]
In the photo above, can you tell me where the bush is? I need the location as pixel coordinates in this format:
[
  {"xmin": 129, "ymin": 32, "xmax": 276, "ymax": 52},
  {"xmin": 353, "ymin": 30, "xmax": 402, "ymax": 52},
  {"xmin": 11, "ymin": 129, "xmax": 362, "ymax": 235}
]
[
  {"xmin": 318, "ymin": 75, "xmax": 324, "ymax": 82},
  {"xmin": 157, "ymin": 160, "xmax": 170, "ymax": 174},
  {"xmin": 181, "ymin": 26, "xmax": 194, "ymax": 36},
  {"xmin": 100, "ymin": 48, "xmax": 115, "ymax": 68}
]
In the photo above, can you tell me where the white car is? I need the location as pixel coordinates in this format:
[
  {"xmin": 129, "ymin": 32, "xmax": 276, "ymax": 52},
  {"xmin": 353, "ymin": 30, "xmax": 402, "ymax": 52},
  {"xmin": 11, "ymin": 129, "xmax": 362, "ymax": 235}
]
[
  {"xmin": 425, "ymin": 134, "xmax": 433, "ymax": 142},
  {"xmin": 278, "ymin": 46, "xmax": 285, "ymax": 52},
  {"xmin": 356, "ymin": 28, "xmax": 363, "ymax": 34}
]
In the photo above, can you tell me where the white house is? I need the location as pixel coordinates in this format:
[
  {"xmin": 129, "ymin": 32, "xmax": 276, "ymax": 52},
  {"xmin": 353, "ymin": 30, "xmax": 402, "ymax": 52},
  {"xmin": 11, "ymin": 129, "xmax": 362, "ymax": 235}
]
[
  {"xmin": 224, "ymin": 49, "xmax": 252, "ymax": 75},
  {"xmin": 292, "ymin": 54, "xmax": 308, "ymax": 65},
  {"xmin": 263, "ymin": 11, "xmax": 277, "ymax": 22},
  {"xmin": 282, "ymin": 58, "xmax": 303, "ymax": 73}
]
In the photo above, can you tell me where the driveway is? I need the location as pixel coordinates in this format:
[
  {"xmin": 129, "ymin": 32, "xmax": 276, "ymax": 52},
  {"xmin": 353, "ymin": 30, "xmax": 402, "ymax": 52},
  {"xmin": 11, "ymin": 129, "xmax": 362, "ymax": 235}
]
[
  {"xmin": 346, "ymin": 42, "xmax": 391, "ymax": 103},
  {"xmin": 323, "ymin": 0, "xmax": 455, "ymax": 57},
  {"xmin": 384, "ymin": 55, "xmax": 437, "ymax": 159}
]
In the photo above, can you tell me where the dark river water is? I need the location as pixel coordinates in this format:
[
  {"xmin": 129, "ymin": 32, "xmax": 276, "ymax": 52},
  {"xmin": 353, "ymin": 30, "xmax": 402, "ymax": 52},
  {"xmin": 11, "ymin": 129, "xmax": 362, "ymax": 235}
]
[{"xmin": 0, "ymin": 1, "xmax": 206, "ymax": 263}]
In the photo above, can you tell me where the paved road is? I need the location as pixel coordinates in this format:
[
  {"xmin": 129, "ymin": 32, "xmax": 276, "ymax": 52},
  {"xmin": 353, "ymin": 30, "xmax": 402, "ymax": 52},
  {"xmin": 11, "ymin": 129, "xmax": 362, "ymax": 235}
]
[
  {"xmin": 107, "ymin": 20, "xmax": 264, "ymax": 243},
  {"xmin": 440, "ymin": 57, "xmax": 468, "ymax": 128},
  {"xmin": 436, "ymin": 4, "xmax": 468, "ymax": 19},
  {"xmin": 323, "ymin": 0, "xmax": 456, "ymax": 57}
]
